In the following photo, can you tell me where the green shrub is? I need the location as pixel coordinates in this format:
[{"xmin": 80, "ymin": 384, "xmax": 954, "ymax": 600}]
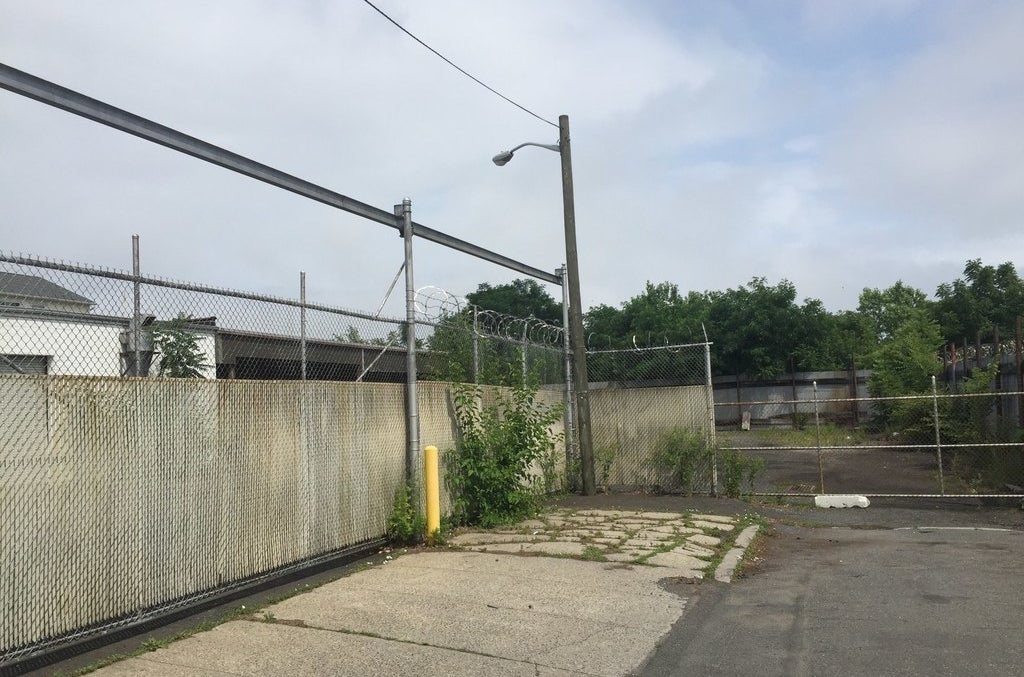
[
  {"xmin": 653, "ymin": 427, "xmax": 713, "ymax": 495},
  {"xmin": 594, "ymin": 444, "xmax": 618, "ymax": 491},
  {"xmin": 445, "ymin": 382, "xmax": 563, "ymax": 527},
  {"xmin": 151, "ymin": 314, "xmax": 210, "ymax": 378},
  {"xmin": 719, "ymin": 449, "xmax": 765, "ymax": 498}
]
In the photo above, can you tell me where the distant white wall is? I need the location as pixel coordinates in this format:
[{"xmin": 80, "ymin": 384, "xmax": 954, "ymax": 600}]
[{"xmin": 0, "ymin": 315, "xmax": 215, "ymax": 378}]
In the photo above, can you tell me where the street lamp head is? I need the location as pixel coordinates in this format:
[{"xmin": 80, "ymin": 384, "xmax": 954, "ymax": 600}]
[
  {"xmin": 491, "ymin": 142, "xmax": 560, "ymax": 167},
  {"xmin": 492, "ymin": 150, "xmax": 514, "ymax": 166}
]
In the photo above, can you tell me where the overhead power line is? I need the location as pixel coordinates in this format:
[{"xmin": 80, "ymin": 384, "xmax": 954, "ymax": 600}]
[{"xmin": 361, "ymin": 0, "xmax": 558, "ymax": 129}]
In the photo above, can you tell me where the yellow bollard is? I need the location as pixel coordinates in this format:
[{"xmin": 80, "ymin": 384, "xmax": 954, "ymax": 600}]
[{"xmin": 424, "ymin": 445, "xmax": 440, "ymax": 539}]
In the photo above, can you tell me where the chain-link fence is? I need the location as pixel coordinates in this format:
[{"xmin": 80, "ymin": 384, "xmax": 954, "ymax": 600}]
[
  {"xmin": 1, "ymin": 250, "xmax": 575, "ymax": 667},
  {"xmin": 0, "ymin": 254, "xmax": 408, "ymax": 382},
  {"xmin": 715, "ymin": 368, "xmax": 1024, "ymax": 497},
  {"xmin": 586, "ymin": 343, "xmax": 716, "ymax": 493}
]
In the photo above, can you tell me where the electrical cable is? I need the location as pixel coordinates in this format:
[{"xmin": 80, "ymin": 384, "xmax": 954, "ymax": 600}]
[{"xmin": 361, "ymin": 0, "xmax": 559, "ymax": 128}]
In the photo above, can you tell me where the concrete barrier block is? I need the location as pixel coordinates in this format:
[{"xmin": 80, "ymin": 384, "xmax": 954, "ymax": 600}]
[{"xmin": 814, "ymin": 495, "xmax": 870, "ymax": 508}]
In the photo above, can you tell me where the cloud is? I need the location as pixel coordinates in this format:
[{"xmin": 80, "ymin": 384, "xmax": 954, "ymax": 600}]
[
  {"xmin": 1, "ymin": 0, "xmax": 1021, "ymax": 322},
  {"xmin": 799, "ymin": 0, "xmax": 924, "ymax": 38},
  {"xmin": 828, "ymin": 2, "xmax": 1024, "ymax": 242}
]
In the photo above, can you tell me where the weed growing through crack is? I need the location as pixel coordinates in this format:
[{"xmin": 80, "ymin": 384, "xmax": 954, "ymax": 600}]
[{"xmin": 140, "ymin": 637, "xmax": 168, "ymax": 652}]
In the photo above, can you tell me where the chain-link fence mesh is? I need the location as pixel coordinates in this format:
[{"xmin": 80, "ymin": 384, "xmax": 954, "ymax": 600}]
[
  {"xmin": 714, "ymin": 368, "xmax": 1024, "ymax": 496},
  {"xmin": 0, "ymin": 253, "xmax": 414, "ymax": 664},
  {"xmin": 415, "ymin": 301, "xmax": 571, "ymax": 502},
  {"xmin": 0, "ymin": 375, "xmax": 407, "ymax": 664},
  {"xmin": 0, "ymin": 255, "xmax": 407, "ymax": 382},
  {"xmin": 586, "ymin": 343, "xmax": 716, "ymax": 493},
  {"xmin": 0, "ymin": 251, "xmax": 577, "ymax": 665}
]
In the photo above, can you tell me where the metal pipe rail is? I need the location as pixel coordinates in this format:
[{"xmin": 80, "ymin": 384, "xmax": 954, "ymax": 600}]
[{"xmin": 0, "ymin": 63, "xmax": 561, "ymax": 285}]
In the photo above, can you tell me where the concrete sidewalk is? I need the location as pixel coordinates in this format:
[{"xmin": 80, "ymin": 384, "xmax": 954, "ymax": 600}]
[{"xmin": 86, "ymin": 508, "xmax": 751, "ymax": 676}]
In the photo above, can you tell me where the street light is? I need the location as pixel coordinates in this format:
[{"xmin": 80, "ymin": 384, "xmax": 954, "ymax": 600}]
[
  {"xmin": 491, "ymin": 142, "xmax": 560, "ymax": 166},
  {"xmin": 493, "ymin": 114, "xmax": 596, "ymax": 496}
]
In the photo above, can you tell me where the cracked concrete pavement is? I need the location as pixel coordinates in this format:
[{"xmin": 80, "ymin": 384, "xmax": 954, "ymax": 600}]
[
  {"xmin": 450, "ymin": 508, "xmax": 744, "ymax": 579},
  {"xmin": 85, "ymin": 508, "xmax": 756, "ymax": 676}
]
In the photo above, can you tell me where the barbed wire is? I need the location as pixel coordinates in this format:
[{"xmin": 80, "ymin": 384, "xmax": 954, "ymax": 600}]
[
  {"xmin": 474, "ymin": 309, "xmax": 564, "ymax": 347},
  {"xmin": 586, "ymin": 332, "xmax": 710, "ymax": 352},
  {"xmin": 414, "ymin": 285, "xmax": 464, "ymax": 321}
]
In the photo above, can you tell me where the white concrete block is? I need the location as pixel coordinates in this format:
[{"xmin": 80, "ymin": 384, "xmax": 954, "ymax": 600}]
[{"xmin": 814, "ymin": 495, "xmax": 870, "ymax": 508}]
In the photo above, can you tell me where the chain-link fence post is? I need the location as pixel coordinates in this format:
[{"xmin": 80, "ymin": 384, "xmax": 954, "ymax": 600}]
[
  {"xmin": 472, "ymin": 305, "xmax": 480, "ymax": 384},
  {"xmin": 119, "ymin": 235, "xmax": 153, "ymax": 377},
  {"xmin": 132, "ymin": 235, "xmax": 141, "ymax": 377},
  {"xmin": 1017, "ymin": 315, "xmax": 1023, "ymax": 427},
  {"xmin": 399, "ymin": 199, "xmax": 420, "ymax": 497},
  {"xmin": 813, "ymin": 380, "xmax": 825, "ymax": 494},
  {"xmin": 932, "ymin": 374, "xmax": 946, "ymax": 495},
  {"xmin": 704, "ymin": 340, "xmax": 718, "ymax": 496},
  {"xmin": 300, "ymin": 272, "xmax": 307, "ymax": 381}
]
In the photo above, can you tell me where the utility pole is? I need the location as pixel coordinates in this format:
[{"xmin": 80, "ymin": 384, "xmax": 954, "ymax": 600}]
[{"xmin": 558, "ymin": 115, "xmax": 596, "ymax": 495}]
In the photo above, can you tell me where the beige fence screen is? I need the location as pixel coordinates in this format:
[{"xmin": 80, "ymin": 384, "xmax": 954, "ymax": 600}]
[{"xmin": 1, "ymin": 375, "xmax": 405, "ymax": 661}]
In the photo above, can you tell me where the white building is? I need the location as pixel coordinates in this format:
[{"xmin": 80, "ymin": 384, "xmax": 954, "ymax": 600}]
[{"xmin": 0, "ymin": 273, "xmax": 215, "ymax": 377}]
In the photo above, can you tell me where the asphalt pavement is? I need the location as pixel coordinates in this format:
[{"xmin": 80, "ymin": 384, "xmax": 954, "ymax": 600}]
[{"xmin": 637, "ymin": 520, "xmax": 1024, "ymax": 676}]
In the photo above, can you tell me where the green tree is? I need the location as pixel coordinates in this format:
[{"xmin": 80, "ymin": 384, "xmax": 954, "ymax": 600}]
[
  {"xmin": 585, "ymin": 278, "xmax": 846, "ymax": 378},
  {"xmin": 795, "ymin": 309, "xmax": 877, "ymax": 371},
  {"xmin": 857, "ymin": 281, "xmax": 932, "ymax": 342},
  {"xmin": 422, "ymin": 279, "xmax": 565, "ymax": 386},
  {"xmin": 706, "ymin": 277, "xmax": 828, "ymax": 377},
  {"xmin": 866, "ymin": 313, "xmax": 943, "ymax": 429},
  {"xmin": 151, "ymin": 314, "xmax": 210, "ymax": 378},
  {"xmin": 422, "ymin": 312, "xmax": 478, "ymax": 383},
  {"xmin": 584, "ymin": 282, "xmax": 705, "ymax": 347},
  {"xmin": 583, "ymin": 282, "xmax": 711, "ymax": 382},
  {"xmin": 467, "ymin": 279, "xmax": 562, "ymax": 323},
  {"xmin": 935, "ymin": 259, "xmax": 1024, "ymax": 343}
]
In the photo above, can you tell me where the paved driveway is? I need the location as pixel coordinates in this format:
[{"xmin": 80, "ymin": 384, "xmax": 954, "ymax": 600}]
[
  {"xmin": 78, "ymin": 508, "xmax": 749, "ymax": 677},
  {"xmin": 637, "ymin": 523, "xmax": 1024, "ymax": 676}
]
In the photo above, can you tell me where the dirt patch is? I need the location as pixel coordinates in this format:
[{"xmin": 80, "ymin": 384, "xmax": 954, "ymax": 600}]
[{"xmin": 750, "ymin": 446, "xmax": 943, "ymax": 494}]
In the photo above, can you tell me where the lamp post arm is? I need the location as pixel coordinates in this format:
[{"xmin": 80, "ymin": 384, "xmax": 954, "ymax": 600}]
[{"xmin": 509, "ymin": 141, "xmax": 561, "ymax": 154}]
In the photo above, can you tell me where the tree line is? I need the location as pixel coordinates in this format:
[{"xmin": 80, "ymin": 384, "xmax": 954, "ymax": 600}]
[{"xmin": 459, "ymin": 259, "xmax": 1023, "ymax": 380}]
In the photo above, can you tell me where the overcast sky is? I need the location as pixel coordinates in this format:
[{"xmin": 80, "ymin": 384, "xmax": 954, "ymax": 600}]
[{"xmin": 2, "ymin": 0, "xmax": 1022, "ymax": 320}]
